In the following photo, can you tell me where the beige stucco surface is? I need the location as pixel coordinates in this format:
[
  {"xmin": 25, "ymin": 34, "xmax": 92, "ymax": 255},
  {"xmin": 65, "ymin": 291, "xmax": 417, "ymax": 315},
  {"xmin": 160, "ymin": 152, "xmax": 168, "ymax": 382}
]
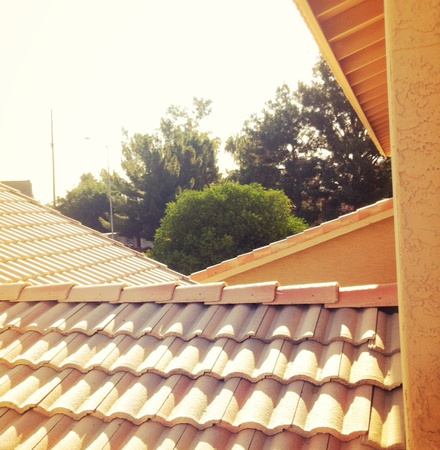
[
  {"xmin": 386, "ymin": 1, "xmax": 440, "ymax": 447},
  {"xmin": 224, "ymin": 217, "xmax": 396, "ymax": 287}
]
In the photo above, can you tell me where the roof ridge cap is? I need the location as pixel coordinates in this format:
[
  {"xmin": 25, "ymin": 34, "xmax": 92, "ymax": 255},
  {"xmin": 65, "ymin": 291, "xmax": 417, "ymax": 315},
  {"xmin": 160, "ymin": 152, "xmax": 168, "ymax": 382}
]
[
  {"xmin": 271, "ymin": 282, "xmax": 339, "ymax": 305},
  {"xmin": 0, "ymin": 280, "xmax": 398, "ymax": 308},
  {"xmin": 171, "ymin": 282, "xmax": 227, "ymax": 303},
  {"xmin": 210, "ymin": 281, "xmax": 279, "ymax": 304},
  {"xmin": 18, "ymin": 282, "xmax": 76, "ymax": 301},
  {"xmin": 328, "ymin": 283, "xmax": 398, "ymax": 308}
]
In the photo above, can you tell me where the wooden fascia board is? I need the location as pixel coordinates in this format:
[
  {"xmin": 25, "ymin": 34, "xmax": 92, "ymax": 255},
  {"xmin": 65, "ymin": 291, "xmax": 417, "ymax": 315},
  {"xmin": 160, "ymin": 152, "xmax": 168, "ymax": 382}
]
[
  {"xmin": 198, "ymin": 208, "xmax": 394, "ymax": 283},
  {"xmin": 292, "ymin": 0, "xmax": 387, "ymax": 156}
]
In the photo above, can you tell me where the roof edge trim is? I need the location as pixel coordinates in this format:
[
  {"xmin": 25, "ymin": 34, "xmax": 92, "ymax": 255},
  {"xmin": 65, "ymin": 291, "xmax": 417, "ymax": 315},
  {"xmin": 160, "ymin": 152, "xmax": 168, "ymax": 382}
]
[{"xmin": 292, "ymin": 0, "xmax": 388, "ymax": 156}]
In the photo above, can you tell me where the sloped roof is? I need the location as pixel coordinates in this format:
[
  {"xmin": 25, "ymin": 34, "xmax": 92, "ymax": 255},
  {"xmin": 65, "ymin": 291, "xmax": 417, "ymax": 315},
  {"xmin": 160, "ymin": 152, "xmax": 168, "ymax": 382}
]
[
  {"xmin": 192, "ymin": 198, "xmax": 394, "ymax": 284},
  {"xmin": 0, "ymin": 182, "xmax": 193, "ymax": 286},
  {"xmin": 0, "ymin": 280, "xmax": 404, "ymax": 448},
  {"xmin": 293, "ymin": 0, "xmax": 389, "ymax": 156}
]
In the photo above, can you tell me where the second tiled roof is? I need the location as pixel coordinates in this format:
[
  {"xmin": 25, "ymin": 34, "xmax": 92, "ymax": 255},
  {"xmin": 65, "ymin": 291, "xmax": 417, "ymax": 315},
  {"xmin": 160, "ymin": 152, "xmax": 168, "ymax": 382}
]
[{"xmin": 0, "ymin": 183, "xmax": 193, "ymax": 286}]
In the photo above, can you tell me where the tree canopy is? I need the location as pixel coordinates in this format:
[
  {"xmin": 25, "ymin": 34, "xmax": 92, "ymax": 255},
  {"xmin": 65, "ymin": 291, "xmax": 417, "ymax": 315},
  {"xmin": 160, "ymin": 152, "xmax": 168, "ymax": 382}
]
[
  {"xmin": 56, "ymin": 60, "xmax": 392, "ymax": 252},
  {"xmin": 226, "ymin": 58, "xmax": 392, "ymax": 224},
  {"xmin": 55, "ymin": 173, "xmax": 110, "ymax": 232},
  {"xmin": 153, "ymin": 182, "xmax": 308, "ymax": 274},
  {"xmin": 114, "ymin": 98, "xmax": 220, "ymax": 244}
]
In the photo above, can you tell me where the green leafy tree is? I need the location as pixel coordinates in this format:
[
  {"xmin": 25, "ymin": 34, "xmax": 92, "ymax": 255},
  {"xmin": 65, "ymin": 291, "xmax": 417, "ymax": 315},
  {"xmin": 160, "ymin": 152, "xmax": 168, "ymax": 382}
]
[
  {"xmin": 55, "ymin": 173, "xmax": 110, "ymax": 232},
  {"xmin": 227, "ymin": 58, "xmax": 392, "ymax": 224},
  {"xmin": 115, "ymin": 98, "xmax": 220, "ymax": 244},
  {"xmin": 153, "ymin": 182, "xmax": 308, "ymax": 274}
]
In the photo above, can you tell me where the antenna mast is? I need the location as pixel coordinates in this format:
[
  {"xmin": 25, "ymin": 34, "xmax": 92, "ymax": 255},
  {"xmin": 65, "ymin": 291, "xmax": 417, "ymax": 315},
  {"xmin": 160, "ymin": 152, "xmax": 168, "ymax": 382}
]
[{"xmin": 51, "ymin": 110, "xmax": 56, "ymax": 208}]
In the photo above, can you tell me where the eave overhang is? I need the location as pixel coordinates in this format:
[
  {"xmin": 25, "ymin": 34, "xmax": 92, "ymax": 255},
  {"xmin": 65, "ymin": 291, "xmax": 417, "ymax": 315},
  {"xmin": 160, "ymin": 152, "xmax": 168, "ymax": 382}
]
[{"xmin": 293, "ymin": 0, "xmax": 390, "ymax": 156}]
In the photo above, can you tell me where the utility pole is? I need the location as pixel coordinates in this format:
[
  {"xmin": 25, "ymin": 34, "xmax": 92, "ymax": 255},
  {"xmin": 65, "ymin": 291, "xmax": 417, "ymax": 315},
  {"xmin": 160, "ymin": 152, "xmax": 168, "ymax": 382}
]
[
  {"xmin": 106, "ymin": 145, "xmax": 115, "ymax": 239},
  {"xmin": 51, "ymin": 110, "xmax": 56, "ymax": 208}
]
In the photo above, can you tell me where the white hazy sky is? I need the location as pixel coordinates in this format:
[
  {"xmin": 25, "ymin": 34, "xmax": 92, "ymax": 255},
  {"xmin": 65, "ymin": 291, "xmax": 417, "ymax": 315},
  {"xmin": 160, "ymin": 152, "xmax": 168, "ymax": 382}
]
[{"xmin": 0, "ymin": 0, "xmax": 319, "ymax": 205}]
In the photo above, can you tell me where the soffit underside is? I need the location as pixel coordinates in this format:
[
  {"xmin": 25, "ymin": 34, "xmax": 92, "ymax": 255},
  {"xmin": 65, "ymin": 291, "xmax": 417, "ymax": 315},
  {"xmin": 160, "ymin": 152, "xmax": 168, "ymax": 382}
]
[{"xmin": 294, "ymin": 0, "xmax": 390, "ymax": 156}]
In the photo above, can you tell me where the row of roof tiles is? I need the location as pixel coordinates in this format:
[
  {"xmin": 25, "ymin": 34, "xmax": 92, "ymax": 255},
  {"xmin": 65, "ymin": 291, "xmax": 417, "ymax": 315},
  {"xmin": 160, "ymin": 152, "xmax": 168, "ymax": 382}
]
[
  {"xmin": 0, "ymin": 330, "xmax": 400, "ymax": 387},
  {"xmin": 0, "ymin": 297, "xmax": 400, "ymax": 353},
  {"xmin": 0, "ymin": 280, "xmax": 398, "ymax": 308},
  {"xmin": 0, "ymin": 365, "xmax": 402, "ymax": 438},
  {"xmin": 0, "ymin": 409, "xmax": 390, "ymax": 450}
]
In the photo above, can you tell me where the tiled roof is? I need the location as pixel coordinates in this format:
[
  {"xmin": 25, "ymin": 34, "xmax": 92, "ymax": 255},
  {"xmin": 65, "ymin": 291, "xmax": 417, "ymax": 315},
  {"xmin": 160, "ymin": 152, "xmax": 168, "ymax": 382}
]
[
  {"xmin": 191, "ymin": 198, "xmax": 394, "ymax": 283},
  {"xmin": 0, "ymin": 183, "xmax": 193, "ymax": 286},
  {"xmin": 0, "ymin": 281, "xmax": 404, "ymax": 448}
]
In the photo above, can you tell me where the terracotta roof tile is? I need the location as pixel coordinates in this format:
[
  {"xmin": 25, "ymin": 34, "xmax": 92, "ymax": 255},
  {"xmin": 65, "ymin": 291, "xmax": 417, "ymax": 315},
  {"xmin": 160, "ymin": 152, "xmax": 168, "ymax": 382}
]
[
  {"xmin": 172, "ymin": 282, "xmax": 226, "ymax": 303},
  {"xmin": 0, "ymin": 280, "xmax": 403, "ymax": 448},
  {"xmin": 367, "ymin": 387, "xmax": 405, "ymax": 448},
  {"xmin": 118, "ymin": 282, "xmax": 178, "ymax": 302},
  {"xmin": 335, "ymin": 284, "xmax": 398, "ymax": 308},
  {"xmin": 272, "ymin": 282, "xmax": 339, "ymax": 304},
  {"xmin": 17, "ymin": 282, "xmax": 74, "ymax": 301},
  {"xmin": 370, "ymin": 310, "xmax": 400, "ymax": 355},
  {"xmin": 0, "ymin": 183, "xmax": 193, "ymax": 286},
  {"xmin": 218, "ymin": 281, "xmax": 279, "ymax": 304}
]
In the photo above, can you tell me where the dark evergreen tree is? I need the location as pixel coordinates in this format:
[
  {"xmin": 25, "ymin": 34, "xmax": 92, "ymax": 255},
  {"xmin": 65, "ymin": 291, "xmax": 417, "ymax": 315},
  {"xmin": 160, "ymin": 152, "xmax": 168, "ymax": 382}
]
[
  {"xmin": 227, "ymin": 58, "xmax": 392, "ymax": 224},
  {"xmin": 297, "ymin": 58, "xmax": 392, "ymax": 221}
]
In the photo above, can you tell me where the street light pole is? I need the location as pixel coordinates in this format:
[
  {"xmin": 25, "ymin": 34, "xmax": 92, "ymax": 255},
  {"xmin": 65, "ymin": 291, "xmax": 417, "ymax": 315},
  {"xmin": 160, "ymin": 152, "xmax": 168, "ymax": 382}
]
[
  {"xmin": 106, "ymin": 145, "xmax": 115, "ymax": 239},
  {"xmin": 51, "ymin": 110, "xmax": 56, "ymax": 208}
]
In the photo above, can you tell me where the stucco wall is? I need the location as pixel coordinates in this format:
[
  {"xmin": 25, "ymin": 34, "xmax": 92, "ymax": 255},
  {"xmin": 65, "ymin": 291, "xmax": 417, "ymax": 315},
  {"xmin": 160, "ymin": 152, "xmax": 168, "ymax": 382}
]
[
  {"xmin": 225, "ymin": 217, "xmax": 396, "ymax": 287},
  {"xmin": 386, "ymin": 1, "xmax": 440, "ymax": 447}
]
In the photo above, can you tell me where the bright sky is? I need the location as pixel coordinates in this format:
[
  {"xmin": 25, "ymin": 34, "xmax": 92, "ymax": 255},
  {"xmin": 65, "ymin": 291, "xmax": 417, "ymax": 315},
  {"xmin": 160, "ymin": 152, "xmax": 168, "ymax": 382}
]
[{"xmin": 0, "ymin": 0, "xmax": 319, "ymax": 205}]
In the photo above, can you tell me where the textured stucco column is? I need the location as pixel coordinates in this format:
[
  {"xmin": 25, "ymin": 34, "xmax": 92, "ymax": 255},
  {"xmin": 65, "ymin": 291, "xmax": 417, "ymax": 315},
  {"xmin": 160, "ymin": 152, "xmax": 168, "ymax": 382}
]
[{"xmin": 385, "ymin": 1, "xmax": 440, "ymax": 448}]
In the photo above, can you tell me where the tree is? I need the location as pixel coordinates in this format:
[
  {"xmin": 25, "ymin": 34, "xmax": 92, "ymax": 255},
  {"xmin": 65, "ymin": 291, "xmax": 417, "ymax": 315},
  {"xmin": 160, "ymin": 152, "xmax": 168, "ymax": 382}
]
[
  {"xmin": 296, "ymin": 58, "xmax": 392, "ymax": 221},
  {"xmin": 115, "ymin": 98, "xmax": 220, "ymax": 244},
  {"xmin": 227, "ymin": 58, "xmax": 392, "ymax": 224},
  {"xmin": 153, "ymin": 182, "xmax": 308, "ymax": 274},
  {"xmin": 226, "ymin": 84, "xmax": 325, "ymax": 223},
  {"xmin": 55, "ymin": 173, "xmax": 110, "ymax": 232}
]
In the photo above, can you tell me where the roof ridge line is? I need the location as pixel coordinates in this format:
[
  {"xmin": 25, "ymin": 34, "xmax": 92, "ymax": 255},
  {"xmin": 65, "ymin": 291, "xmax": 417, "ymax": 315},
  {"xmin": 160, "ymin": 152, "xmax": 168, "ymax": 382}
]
[{"xmin": 0, "ymin": 281, "xmax": 398, "ymax": 307}]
